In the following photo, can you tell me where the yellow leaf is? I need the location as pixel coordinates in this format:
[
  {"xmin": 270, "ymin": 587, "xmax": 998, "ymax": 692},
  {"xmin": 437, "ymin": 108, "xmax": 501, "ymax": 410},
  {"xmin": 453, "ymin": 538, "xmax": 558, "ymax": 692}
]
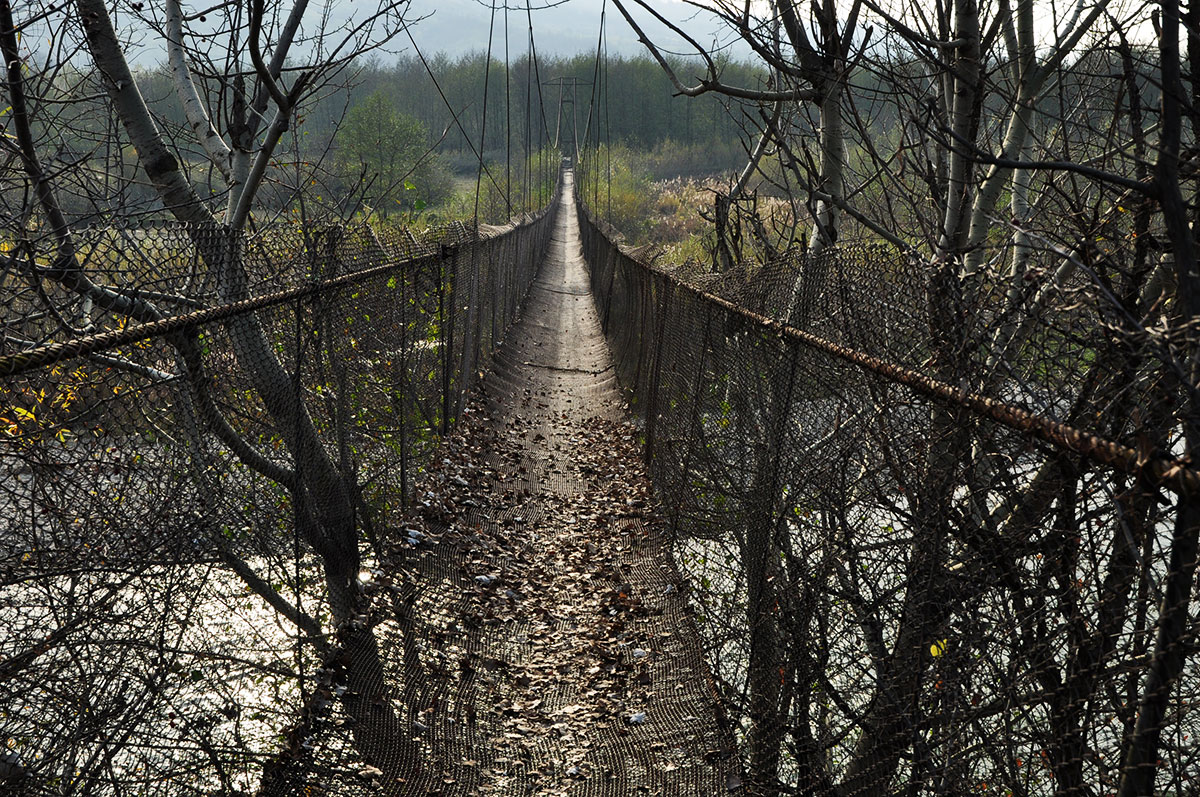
[{"xmin": 930, "ymin": 639, "xmax": 948, "ymax": 658}]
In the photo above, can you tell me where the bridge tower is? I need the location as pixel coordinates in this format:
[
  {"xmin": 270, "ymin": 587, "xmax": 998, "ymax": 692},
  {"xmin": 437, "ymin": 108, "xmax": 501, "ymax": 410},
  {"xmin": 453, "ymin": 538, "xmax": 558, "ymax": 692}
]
[{"xmin": 543, "ymin": 76, "xmax": 591, "ymax": 163}]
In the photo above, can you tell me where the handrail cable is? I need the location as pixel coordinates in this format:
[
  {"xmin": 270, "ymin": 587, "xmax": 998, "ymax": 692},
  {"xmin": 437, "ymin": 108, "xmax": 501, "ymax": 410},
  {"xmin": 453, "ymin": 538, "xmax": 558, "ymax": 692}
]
[
  {"xmin": 0, "ymin": 251, "xmax": 439, "ymax": 379},
  {"xmin": 576, "ymin": 206, "xmax": 1200, "ymax": 498}
]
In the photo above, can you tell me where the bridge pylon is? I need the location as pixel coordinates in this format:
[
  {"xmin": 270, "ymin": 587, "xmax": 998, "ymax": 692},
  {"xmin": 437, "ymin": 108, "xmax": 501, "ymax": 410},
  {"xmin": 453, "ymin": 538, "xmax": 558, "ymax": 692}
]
[{"xmin": 543, "ymin": 76, "xmax": 591, "ymax": 162}]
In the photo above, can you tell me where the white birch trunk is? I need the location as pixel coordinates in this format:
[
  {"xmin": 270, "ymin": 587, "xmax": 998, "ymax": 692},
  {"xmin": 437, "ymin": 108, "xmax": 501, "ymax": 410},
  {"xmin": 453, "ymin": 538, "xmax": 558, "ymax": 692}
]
[
  {"xmin": 165, "ymin": 0, "xmax": 233, "ymax": 183},
  {"xmin": 960, "ymin": 0, "xmax": 1112, "ymax": 277},
  {"xmin": 809, "ymin": 84, "xmax": 844, "ymax": 253}
]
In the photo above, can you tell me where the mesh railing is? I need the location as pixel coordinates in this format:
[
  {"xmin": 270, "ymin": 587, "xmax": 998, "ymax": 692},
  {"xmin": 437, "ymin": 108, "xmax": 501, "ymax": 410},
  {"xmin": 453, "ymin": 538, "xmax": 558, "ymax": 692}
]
[
  {"xmin": 0, "ymin": 180, "xmax": 559, "ymax": 795},
  {"xmin": 577, "ymin": 200, "xmax": 1200, "ymax": 794}
]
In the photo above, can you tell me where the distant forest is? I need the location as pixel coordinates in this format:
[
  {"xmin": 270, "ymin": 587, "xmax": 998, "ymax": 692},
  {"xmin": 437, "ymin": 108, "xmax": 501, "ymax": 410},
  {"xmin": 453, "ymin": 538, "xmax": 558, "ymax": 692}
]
[
  {"xmin": 0, "ymin": 51, "xmax": 752, "ymax": 226},
  {"xmin": 347, "ymin": 53, "xmax": 760, "ymax": 166},
  {"xmin": 43, "ymin": 44, "xmax": 1156, "ymax": 225}
]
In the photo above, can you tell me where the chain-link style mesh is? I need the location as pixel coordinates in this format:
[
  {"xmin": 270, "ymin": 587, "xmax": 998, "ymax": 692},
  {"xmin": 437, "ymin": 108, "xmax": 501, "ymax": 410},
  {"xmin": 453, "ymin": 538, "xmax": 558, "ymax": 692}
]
[
  {"xmin": 577, "ymin": 199, "xmax": 1200, "ymax": 794},
  {"xmin": 0, "ymin": 184, "xmax": 559, "ymax": 794},
  {"xmin": 256, "ymin": 170, "xmax": 740, "ymax": 797}
]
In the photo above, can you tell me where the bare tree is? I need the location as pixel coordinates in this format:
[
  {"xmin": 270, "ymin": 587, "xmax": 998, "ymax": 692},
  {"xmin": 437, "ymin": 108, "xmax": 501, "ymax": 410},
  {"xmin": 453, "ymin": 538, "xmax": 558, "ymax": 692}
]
[
  {"xmin": 613, "ymin": 0, "xmax": 866, "ymax": 254},
  {"xmin": 609, "ymin": 1, "xmax": 1200, "ymax": 794},
  {"xmin": 0, "ymin": 0, "xmax": 430, "ymax": 788}
]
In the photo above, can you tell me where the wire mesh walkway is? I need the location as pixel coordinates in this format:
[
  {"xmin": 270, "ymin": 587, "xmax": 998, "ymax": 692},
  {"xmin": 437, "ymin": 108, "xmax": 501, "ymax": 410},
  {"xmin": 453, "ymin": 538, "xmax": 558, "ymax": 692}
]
[
  {"xmin": 7, "ymin": 161, "xmax": 1200, "ymax": 794},
  {"xmin": 282, "ymin": 172, "xmax": 737, "ymax": 795}
]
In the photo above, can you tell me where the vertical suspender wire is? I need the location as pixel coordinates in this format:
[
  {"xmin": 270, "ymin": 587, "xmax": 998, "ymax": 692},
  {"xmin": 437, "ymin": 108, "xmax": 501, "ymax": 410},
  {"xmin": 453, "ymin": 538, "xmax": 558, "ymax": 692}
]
[
  {"xmin": 554, "ymin": 80, "xmax": 563, "ymax": 154},
  {"xmin": 604, "ymin": 10, "xmax": 612, "ymax": 217},
  {"xmin": 291, "ymin": 291, "xmax": 306, "ymax": 705},
  {"xmin": 501, "ymin": 2, "xmax": 511, "ymax": 355},
  {"xmin": 594, "ymin": 56, "xmax": 600, "ymax": 207},
  {"xmin": 465, "ymin": 0, "xmax": 498, "ymax": 419},
  {"xmin": 504, "ymin": 4, "xmax": 512, "ymax": 218},
  {"xmin": 525, "ymin": 12, "xmax": 533, "ymax": 211},
  {"xmin": 595, "ymin": 19, "xmax": 602, "ymax": 207},
  {"xmin": 582, "ymin": 0, "xmax": 606, "ymax": 208},
  {"xmin": 526, "ymin": 2, "xmax": 554, "ymax": 200},
  {"xmin": 474, "ymin": 0, "xmax": 498, "ymax": 230},
  {"xmin": 402, "ymin": 24, "xmax": 508, "ymax": 203},
  {"xmin": 400, "ymin": 20, "xmax": 501, "ymax": 428}
]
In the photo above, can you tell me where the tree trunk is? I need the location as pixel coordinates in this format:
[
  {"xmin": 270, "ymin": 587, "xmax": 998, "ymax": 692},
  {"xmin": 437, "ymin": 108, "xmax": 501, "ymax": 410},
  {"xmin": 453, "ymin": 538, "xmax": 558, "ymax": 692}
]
[
  {"xmin": 73, "ymin": 0, "xmax": 420, "ymax": 781},
  {"xmin": 809, "ymin": 85, "xmax": 844, "ymax": 253}
]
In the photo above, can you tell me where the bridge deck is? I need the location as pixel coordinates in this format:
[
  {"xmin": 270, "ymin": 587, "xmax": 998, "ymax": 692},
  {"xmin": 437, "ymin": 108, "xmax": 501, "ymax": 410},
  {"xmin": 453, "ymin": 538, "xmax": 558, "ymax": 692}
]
[{"xmin": 341, "ymin": 172, "xmax": 736, "ymax": 795}]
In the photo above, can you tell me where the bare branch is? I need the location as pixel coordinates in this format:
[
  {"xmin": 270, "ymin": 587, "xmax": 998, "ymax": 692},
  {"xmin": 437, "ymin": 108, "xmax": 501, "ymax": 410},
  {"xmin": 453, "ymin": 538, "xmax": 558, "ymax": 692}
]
[
  {"xmin": 1, "ymin": 0, "xmax": 78, "ymax": 272},
  {"xmin": 165, "ymin": 0, "xmax": 233, "ymax": 182},
  {"xmin": 214, "ymin": 545, "xmax": 328, "ymax": 652},
  {"xmin": 75, "ymin": 0, "xmax": 215, "ymax": 227},
  {"xmin": 612, "ymin": 0, "xmax": 819, "ymax": 101},
  {"xmin": 942, "ymin": 124, "xmax": 1157, "ymax": 197}
]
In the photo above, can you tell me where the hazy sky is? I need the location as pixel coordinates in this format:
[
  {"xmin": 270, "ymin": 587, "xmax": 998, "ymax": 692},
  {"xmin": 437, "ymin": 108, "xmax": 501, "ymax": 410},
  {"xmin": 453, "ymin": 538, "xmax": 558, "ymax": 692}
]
[
  {"xmin": 398, "ymin": 0, "xmax": 1150, "ymax": 62},
  {"xmin": 88, "ymin": 0, "xmax": 1153, "ymax": 70},
  {"xmin": 396, "ymin": 0, "xmax": 1154, "ymax": 64},
  {"xmin": 106, "ymin": 0, "xmax": 742, "ymax": 69},
  {"xmin": 401, "ymin": 0, "xmax": 746, "ymax": 61}
]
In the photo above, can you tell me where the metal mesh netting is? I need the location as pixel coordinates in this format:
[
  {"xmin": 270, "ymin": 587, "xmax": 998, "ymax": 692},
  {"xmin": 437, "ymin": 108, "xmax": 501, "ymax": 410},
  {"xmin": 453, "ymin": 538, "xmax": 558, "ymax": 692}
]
[
  {"xmin": 0, "ymin": 187, "xmax": 558, "ymax": 794},
  {"xmin": 576, "ymin": 201, "xmax": 1200, "ymax": 793},
  {"xmin": 258, "ymin": 172, "xmax": 739, "ymax": 796}
]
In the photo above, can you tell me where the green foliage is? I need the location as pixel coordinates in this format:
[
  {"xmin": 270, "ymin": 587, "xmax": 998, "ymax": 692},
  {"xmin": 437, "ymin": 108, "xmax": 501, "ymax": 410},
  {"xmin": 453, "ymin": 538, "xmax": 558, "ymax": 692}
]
[
  {"xmin": 338, "ymin": 52, "xmax": 761, "ymax": 164},
  {"xmin": 337, "ymin": 90, "xmax": 451, "ymax": 217},
  {"xmin": 580, "ymin": 144, "xmax": 724, "ymax": 261},
  {"xmin": 580, "ymin": 145, "xmax": 655, "ymax": 242},
  {"xmin": 424, "ymin": 146, "xmax": 562, "ymax": 225},
  {"xmin": 622, "ymin": 138, "xmax": 748, "ymax": 181}
]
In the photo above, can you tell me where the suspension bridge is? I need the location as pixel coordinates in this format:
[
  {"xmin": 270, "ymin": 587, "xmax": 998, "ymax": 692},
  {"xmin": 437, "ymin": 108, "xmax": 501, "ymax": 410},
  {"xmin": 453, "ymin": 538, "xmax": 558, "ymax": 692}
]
[
  {"xmin": 5, "ymin": 0, "xmax": 1200, "ymax": 790},
  {"xmin": 261, "ymin": 170, "xmax": 739, "ymax": 794},
  {"xmin": 3, "ymin": 158, "xmax": 1198, "ymax": 796}
]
